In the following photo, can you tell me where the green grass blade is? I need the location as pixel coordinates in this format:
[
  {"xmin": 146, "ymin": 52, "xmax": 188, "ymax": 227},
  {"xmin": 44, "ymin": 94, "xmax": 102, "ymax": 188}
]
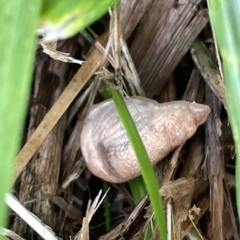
[
  {"xmin": 0, "ymin": 0, "xmax": 41, "ymax": 228},
  {"xmin": 111, "ymin": 89, "xmax": 167, "ymax": 240},
  {"xmin": 129, "ymin": 176, "xmax": 147, "ymax": 204},
  {"xmin": 207, "ymin": 0, "xmax": 240, "ymax": 215}
]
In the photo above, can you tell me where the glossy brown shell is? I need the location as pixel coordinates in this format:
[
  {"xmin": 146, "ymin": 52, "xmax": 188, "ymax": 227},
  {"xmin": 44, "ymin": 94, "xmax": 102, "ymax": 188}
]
[{"xmin": 80, "ymin": 97, "xmax": 210, "ymax": 183}]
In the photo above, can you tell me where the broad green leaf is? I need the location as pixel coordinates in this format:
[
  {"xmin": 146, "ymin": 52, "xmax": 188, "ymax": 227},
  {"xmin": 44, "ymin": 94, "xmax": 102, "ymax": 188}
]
[
  {"xmin": 0, "ymin": 0, "xmax": 41, "ymax": 228},
  {"xmin": 207, "ymin": 0, "xmax": 240, "ymax": 216},
  {"xmin": 39, "ymin": 0, "xmax": 119, "ymax": 40}
]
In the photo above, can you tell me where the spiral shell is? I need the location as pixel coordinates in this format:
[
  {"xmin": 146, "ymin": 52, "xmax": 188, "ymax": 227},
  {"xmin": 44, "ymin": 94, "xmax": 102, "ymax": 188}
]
[{"xmin": 80, "ymin": 97, "xmax": 210, "ymax": 183}]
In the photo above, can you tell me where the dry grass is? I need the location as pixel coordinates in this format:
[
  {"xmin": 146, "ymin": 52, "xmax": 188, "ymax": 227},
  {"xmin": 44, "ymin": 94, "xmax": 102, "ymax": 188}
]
[{"xmin": 8, "ymin": 0, "xmax": 238, "ymax": 240}]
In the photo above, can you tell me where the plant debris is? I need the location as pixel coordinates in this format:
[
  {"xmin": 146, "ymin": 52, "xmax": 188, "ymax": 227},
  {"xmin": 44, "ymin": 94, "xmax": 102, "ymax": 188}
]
[{"xmin": 7, "ymin": 0, "xmax": 238, "ymax": 240}]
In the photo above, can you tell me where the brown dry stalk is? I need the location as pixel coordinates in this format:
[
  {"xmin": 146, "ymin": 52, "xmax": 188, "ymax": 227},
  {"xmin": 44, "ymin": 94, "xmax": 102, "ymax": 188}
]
[{"xmin": 13, "ymin": 32, "xmax": 109, "ymax": 182}]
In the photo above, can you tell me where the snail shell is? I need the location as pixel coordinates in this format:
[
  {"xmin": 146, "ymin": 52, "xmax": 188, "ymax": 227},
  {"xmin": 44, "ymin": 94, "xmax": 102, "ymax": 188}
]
[{"xmin": 80, "ymin": 97, "xmax": 210, "ymax": 183}]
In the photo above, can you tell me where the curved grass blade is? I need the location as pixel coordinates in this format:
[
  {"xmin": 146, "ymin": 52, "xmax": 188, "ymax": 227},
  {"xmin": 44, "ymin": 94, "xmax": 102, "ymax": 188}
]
[
  {"xmin": 111, "ymin": 89, "xmax": 167, "ymax": 240},
  {"xmin": 207, "ymin": 0, "xmax": 240, "ymax": 216}
]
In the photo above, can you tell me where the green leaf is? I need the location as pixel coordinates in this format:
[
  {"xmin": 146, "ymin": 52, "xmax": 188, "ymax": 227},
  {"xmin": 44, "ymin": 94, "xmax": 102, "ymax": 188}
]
[
  {"xmin": 0, "ymin": 0, "xmax": 41, "ymax": 228},
  {"xmin": 40, "ymin": 0, "xmax": 119, "ymax": 40},
  {"xmin": 207, "ymin": 0, "xmax": 240, "ymax": 216},
  {"xmin": 111, "ymin": 89, "xmax": 167, "ymax": 240}
]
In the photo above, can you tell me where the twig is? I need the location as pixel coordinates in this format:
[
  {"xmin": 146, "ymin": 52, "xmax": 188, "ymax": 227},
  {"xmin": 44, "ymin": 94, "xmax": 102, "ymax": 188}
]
[{"xmin": 14, "ymin": 32, "xmax": 109, "ymax": 182}]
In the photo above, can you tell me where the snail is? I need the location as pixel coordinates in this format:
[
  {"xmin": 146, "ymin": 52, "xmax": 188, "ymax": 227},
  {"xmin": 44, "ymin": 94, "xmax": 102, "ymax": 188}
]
[{"xmin": 80, "ymin": 97, "xmax": 210, "ymax": 183}]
